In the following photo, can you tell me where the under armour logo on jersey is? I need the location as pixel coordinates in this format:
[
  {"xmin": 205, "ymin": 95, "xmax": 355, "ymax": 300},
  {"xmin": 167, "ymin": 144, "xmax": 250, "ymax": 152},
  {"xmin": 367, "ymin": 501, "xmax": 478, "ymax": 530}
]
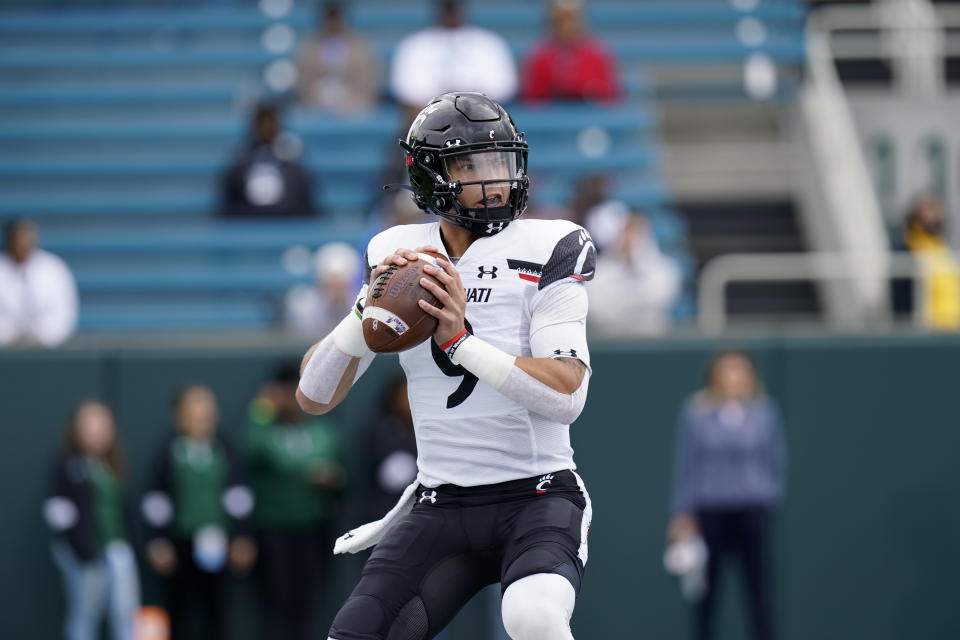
[
  {"xmin": 553, "ymin": 349, "xmax": 578, "ymax": 359},
  {"xmin": 486, "ymin": 221, "xmax": 506, "ymax": 234},
  {"xmin": 536, "ymin": 474, "xmax": 554, "ymax": 494},
  {"xmin": 419, "ymin": 490, "xmax": 437, "ymax": 504},
  {"xmin": 477, "ymin": 266, "xmax": 498, "ymax": 279}
]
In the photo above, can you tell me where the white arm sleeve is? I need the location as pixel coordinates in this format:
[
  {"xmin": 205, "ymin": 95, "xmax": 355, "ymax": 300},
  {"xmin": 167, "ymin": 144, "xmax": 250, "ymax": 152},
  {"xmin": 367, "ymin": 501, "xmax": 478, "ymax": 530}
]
[
  {"xmin": 298, "ymin": 284, "xmax": 374, "ymax": 405},
  {"xmin": 498, "ymin": 366, "xmax": 589, "ymax": 425},
  {"xmin": 299, "ymin": 335, "xmax": 375, "ymax": 405},
  {"xmin": 529, "ymin": 281, "xmax": 591, "ymax": 369},
  {"xmin": 454, "ymin": 280, "xmax": 591, "ymax": 424},
  {"xmin": 509, "ymin": 281, "xmax": 590, "ymax": 423}
]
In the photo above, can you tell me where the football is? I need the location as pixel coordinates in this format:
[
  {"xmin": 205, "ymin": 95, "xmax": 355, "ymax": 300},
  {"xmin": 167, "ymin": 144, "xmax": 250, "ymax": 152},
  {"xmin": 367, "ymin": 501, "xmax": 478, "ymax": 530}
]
[{"xmin": 361, "ymin": 250, "xmax": 447, "ymax": 353}]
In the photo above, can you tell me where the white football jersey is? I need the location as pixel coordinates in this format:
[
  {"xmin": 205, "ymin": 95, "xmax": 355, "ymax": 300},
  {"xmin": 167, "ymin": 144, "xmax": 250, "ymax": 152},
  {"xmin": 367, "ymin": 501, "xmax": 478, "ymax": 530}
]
[{"xmin": 360, "ymin": 218, "xmax": 597, "ymax": 488}]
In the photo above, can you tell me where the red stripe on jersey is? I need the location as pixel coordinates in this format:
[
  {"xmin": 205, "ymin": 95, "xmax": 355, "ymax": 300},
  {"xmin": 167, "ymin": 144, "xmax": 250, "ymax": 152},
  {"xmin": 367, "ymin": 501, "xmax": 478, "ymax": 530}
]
[
  {"xmin": 518, "ymin": 273, "xmax": 541, "ymax": 283},
  {"xmin": 569, "ymin": 274, "xmax": 585, "ymax": 281}
]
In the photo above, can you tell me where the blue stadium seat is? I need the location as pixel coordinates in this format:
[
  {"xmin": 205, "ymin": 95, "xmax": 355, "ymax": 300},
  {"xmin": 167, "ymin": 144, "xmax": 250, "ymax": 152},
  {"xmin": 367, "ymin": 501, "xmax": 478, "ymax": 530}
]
[{"xmin": 0, "ymin": 0, "xmax": 807, "ymax": 330}]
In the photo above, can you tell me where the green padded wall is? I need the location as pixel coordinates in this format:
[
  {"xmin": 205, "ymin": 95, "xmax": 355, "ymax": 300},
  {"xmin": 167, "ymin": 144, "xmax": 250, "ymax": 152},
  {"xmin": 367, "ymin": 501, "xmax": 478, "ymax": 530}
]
[{"xmin": 1, "ymin": 333, "xmax": 958, "ymax": 639}]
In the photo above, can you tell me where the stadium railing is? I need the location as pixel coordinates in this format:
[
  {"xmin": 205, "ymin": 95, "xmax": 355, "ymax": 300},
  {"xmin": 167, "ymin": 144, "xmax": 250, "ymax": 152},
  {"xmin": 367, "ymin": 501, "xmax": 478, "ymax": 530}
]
[{"xmin": 696, "ymin": 251, "xmax": 946, "ymax": 333}]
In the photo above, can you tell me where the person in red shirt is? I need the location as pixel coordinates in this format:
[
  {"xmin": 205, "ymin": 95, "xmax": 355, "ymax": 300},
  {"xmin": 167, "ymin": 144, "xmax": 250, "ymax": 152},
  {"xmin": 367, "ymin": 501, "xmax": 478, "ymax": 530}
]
[{"xmin": 523, "ymin": 0, "xmax": 621, "ymax": 103}]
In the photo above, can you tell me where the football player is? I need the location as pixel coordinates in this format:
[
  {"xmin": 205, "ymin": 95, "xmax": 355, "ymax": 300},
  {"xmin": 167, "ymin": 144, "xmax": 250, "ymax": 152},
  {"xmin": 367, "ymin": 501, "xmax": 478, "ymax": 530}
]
[{"xmin": 297, "ymin": 92, "xmax": 596, "ymax": 640}]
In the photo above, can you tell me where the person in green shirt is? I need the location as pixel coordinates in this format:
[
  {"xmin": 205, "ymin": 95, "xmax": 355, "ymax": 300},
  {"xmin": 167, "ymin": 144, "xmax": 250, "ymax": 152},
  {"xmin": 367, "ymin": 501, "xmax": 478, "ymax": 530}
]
[
  {"xmin": 244, "ymin": 365, "xmax": 345, "ymax": 640},
  {"xmin": 45, "ymin": 400, "xmax": 140, "ymax": 640},
  {"xmin": 141, "ymin": 384, "xmax": 257, "ymax": 640}
]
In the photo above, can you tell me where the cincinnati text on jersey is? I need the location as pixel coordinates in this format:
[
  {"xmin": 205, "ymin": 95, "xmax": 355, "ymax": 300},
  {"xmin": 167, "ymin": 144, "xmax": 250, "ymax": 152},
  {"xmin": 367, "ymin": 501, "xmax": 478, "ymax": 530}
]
[{"xmin": 464, "ymin": 287, "xmax": 492, "ymax": 303}]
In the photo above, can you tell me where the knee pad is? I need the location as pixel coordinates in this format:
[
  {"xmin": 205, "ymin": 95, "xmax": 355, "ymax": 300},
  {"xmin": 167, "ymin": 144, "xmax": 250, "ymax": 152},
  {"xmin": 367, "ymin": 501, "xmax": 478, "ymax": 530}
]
[
  {"xmin": 329, "ymin": 595, "xmax": 388, "ymax": 637},
  {"xmin": 386, "ymin": 596, "xmax": 429, "ymax": 640},
  {"xmin": 501, "ymin": 574, "xmax": 575, "ymax": 640},
  {"xmin": 329, "ymin": 594, "xmax": 430, "ymax": 640}
]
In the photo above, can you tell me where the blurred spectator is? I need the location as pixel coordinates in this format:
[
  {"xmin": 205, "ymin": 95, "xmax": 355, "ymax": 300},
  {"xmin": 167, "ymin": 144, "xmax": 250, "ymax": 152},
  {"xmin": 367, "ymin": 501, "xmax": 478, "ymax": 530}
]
[
  {"xmin": 141, "ymin": 385, "xmax": 256, "ymax": 640},
  {"xmin": 378, "ymin": 189, "xmax": 430, "ymax": 229},
  {"xmin": 45, "ymin": 400, "xmax": 140, "ymax": 640},
  {"xmin": 522, "ymin": 0, "xmax": 621, "ymax": 103},
  {"xmin": 219, "ymin": 103, "xmax": 317, "ymax": 217},
  {"xmin": 567, "ymin": 174, "xmax": 610, "ymax": 227},
  {"xmin": 296, "ymin": 2, "xmax": 381, "ymax": 113},
  {"xmin": 668, "ymin": 351, "xmax": 787, "ymax": 640},
  {"xmin": 587, "ymin": 211, "xmax": 681, "ymax": 335},
  {"xmin": 0, "ymin": 218, "xmax": 78, "ymax": 347},
  {"xmin": 285, "ymin": 242, "xmax": 362, "ymax": 339},
  {"xmin": 358, "ymin": 375, "xmax": 417, "ymax": 522},
  {"xmin": 243, "ymin": 365, "xmax": 345, "ymax": 640},
  {"xmin": 894, "ymin": 195, "xmax": 960, "ymax": 329},
  {"xmin": 390, "ymin": 0, "xmax": 517, "ymax": 123}
]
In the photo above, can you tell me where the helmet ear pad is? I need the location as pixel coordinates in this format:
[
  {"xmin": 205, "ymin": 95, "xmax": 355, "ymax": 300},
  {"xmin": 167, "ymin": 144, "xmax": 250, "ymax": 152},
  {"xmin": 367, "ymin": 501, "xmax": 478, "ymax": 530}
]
[{"xmin": 432, "ymin": 195, "xmax": 453, "ymax": 212}]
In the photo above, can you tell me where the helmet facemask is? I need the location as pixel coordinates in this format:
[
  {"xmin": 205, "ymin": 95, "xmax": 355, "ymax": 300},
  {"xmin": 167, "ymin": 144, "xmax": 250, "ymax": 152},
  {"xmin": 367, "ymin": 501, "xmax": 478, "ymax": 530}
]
[{"xmin": 437, "ymin": 147, "xmax": 527, "ymax": 236}]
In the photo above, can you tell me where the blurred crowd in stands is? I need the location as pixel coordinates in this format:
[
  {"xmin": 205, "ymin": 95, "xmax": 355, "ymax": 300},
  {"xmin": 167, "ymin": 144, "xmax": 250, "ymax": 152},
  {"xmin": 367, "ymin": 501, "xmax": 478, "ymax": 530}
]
[
  {"xmin": 1, "ymin": 0, "xmax": 694, "ymax": 343},
  {"xmin": 1, "ymin": 1, "xmax": 958, "ymax": 349},
  {"xmin": 220, "ymin": 0, "xmax": 623, "ymax": 209},
  {"xmin": 43, "ymin": 366, "xmax": 417, "ymax": 640},
  {"xmin": 1, "ymin": 0, "xmax": 958, "ymax": 346},
  {"xmin": 216, "ymin": 0, "xmax": 623, "ymax": 220}
]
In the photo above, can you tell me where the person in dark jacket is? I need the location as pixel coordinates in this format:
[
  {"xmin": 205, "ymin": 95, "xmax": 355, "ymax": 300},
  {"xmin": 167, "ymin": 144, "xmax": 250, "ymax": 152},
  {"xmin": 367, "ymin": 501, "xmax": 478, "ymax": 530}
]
[
  {"xmin": 667, "ymin": 351, "xmax": 787, "ymax": 640},
  {"xmin": 218, "ymin": 102, "xmax": 318, "ymax": 218},
  {"xmin": 141, "ymin": 384, "xmax": 256, "ymax": 640},
  {"xmin": 45, "ymin": 400, "xmax": 140, "ymax": 640},
  {"xmin": 243, "ymin": 365, "xmax": 345, "ymax": 640}
]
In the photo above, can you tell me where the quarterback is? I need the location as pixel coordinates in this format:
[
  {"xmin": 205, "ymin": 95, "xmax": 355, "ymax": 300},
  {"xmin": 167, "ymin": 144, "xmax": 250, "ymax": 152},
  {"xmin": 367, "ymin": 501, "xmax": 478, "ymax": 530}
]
[{"xmin": 297, "ymin": 92, "xmax": 596, "ymax": 640}]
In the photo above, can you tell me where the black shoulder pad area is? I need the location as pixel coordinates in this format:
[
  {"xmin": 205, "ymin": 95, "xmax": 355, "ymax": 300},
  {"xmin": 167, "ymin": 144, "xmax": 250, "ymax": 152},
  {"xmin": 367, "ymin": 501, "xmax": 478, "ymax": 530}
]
[{"xmin": 539, "ymin": 228, "xmax": 597, "ymax": 290}]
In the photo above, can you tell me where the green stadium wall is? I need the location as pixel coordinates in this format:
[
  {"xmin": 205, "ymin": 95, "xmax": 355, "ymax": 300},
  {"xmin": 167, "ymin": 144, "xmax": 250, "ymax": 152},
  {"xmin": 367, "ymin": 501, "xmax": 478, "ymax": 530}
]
[{"xmin": 1, "ymin": 333, "xmax": 958, "ymax": 639}]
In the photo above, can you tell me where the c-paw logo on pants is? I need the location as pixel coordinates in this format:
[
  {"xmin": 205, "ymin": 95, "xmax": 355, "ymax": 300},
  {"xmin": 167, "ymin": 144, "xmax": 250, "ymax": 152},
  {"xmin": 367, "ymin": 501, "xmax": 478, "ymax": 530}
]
[{"xmin": 536, "ymin": 474, "xmax": 554, "ymax": 495}]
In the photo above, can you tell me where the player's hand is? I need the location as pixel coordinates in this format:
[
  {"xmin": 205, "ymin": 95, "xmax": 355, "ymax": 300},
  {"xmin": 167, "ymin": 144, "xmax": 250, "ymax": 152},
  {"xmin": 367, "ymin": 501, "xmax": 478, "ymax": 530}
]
[
  {"xmin": 370, "ymin": 245, "xmax": 442, "ymax": 282},
  {"xmin": 418, "ymin": 257, "xmax": 466, "ymax": 346}
]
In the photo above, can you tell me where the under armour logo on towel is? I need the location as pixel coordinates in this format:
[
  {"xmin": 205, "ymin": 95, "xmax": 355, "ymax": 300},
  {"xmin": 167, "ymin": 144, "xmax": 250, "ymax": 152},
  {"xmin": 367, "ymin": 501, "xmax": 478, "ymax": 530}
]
[{"xmin": 419, "ymin": 490, "xmax": 437, "ymax": 504}]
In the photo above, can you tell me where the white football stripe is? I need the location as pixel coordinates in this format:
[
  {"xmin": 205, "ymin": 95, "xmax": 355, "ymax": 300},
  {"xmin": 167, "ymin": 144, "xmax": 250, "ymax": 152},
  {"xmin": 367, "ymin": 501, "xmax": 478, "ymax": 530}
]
[
  {"xmin": 363, "ymin": 306, "xmax": 409, "ymax": 335},
  {"xmin": 416, "ymin": 252, "xmax": 445, "ymax": 271}
]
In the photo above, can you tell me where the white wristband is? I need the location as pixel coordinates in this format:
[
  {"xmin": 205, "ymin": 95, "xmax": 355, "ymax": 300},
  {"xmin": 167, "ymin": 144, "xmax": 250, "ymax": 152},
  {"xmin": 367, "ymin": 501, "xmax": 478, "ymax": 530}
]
[
  {"xmin": 332, "ymin": 309, "xmax": 369, "ymax": 358},
  {"xmin": 452, "ymin": 335, "xmax": 515, "ymax": 390}
]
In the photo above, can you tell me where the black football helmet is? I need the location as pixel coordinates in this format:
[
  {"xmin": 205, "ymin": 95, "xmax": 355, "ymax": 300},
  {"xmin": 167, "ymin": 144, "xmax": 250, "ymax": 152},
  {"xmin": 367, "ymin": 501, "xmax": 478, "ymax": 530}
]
[{"xmin": 400, "ymin": 92, "xmax": 529, "ymax": 237}]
